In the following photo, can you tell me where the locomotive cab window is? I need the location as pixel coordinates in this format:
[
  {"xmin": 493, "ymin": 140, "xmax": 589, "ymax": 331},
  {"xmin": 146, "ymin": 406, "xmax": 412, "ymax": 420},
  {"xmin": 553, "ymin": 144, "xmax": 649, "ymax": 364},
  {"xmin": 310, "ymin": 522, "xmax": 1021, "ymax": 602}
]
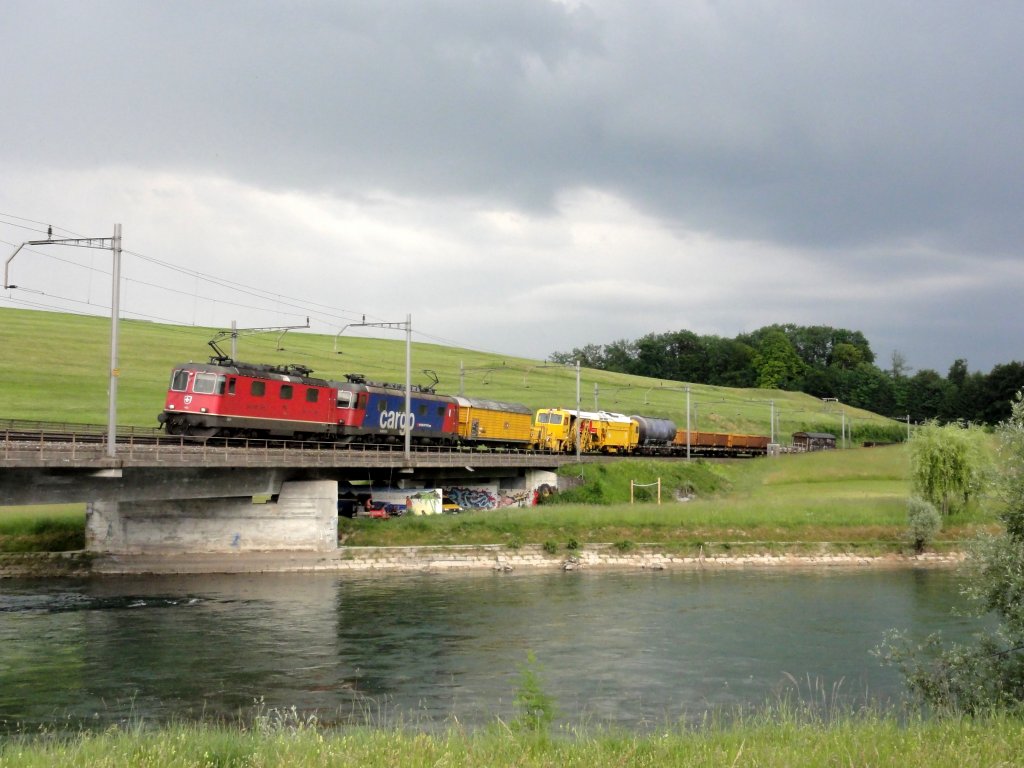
[
  {"xmin": 337, "ymin": 391, "xmax": 355, "ymax": 409},
  {"xmin": 280, "ymin": 385, "xmax": 293, "ymax": 400},
  {"xmin": 305, "ymin": 388, "xmax": 319, "ymax": 403},
  {"xmin": 227, "ymin": 378, "xmax": 236, "ymax": 395},
  {"xmin": 251, "ymin": 380, "xmax": 265, "ymax": 397},
  {"xmin": 537, "ymin": 412, "xmax": 550, "ymax": 424},
  {"xmin": 170, "ymin": 370, "xmax": 190, "ymax": 392},
  {"xmin": 193, "ymin": 373, "xmax": 225, "ymax": 395},
  {"xmin": 437, "ymin": 406, "xmax": 445, "ymax": 418},
  {"xmin": 418, "ymin": 404, "xmax": 428, "ymax": 416}
]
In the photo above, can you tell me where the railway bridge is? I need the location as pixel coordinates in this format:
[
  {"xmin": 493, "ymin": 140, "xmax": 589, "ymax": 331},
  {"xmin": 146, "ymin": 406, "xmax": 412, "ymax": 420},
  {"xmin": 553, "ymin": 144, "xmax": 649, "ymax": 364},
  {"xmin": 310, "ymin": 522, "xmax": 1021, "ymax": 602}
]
[{"xmin": 0, "ymin": 429, "xmax": 568, "ymax": 556}]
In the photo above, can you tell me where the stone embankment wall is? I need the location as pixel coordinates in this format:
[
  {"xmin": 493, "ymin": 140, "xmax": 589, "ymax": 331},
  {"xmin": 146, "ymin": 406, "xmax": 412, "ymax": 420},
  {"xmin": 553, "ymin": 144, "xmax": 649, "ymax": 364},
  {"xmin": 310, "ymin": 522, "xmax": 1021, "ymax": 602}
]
[
  {"xmin": 328, "ymin": 544, "xmax": 963, "ymax": 572},
  {"xmin": 1, "ymin": 545, "xmax": 965, "ymax": 577},
  {"xmin": 76, "ymin": 544, "xmax": 965, "ymax": 575}
]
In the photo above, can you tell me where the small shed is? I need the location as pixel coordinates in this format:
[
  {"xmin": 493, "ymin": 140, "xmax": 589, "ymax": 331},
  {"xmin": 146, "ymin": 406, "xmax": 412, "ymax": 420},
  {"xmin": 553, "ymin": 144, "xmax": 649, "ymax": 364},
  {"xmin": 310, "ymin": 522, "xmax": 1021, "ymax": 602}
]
[{"xmin": 792, "ymin": 432, "xmax": 837, "ymax": 452}]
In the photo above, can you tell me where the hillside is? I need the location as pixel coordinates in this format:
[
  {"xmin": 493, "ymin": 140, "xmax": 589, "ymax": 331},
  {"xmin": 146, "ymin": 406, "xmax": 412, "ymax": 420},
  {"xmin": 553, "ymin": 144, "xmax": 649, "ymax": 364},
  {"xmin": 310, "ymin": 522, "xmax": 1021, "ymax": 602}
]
[{"xmin": 0, "ymin": 308, "xmax": 905, "ymax": 443}]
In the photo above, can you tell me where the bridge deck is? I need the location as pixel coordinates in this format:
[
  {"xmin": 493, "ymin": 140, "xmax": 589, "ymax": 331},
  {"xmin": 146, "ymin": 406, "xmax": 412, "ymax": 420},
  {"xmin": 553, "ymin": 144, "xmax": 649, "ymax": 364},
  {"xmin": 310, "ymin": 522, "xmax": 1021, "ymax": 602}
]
[{"xmin": 1, "ymin": 437, "xmax": 568, "ymax": 470}]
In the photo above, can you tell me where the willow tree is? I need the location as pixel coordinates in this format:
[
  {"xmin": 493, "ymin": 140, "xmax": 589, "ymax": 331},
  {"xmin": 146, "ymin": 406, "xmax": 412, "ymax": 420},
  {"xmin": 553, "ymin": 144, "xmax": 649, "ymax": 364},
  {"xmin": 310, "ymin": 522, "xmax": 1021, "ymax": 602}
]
[{"xmin": 908, "ymin": 421, "xmax": 987, "ymax": 515}]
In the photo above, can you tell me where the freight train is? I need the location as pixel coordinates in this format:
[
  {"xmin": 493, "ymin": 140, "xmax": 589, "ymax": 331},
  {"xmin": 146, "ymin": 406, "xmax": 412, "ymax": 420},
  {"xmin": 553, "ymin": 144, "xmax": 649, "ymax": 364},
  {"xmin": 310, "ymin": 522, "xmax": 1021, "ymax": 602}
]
[{"xmin": 157, "ymin": 356, "xmax": 769, "ymax": 457}]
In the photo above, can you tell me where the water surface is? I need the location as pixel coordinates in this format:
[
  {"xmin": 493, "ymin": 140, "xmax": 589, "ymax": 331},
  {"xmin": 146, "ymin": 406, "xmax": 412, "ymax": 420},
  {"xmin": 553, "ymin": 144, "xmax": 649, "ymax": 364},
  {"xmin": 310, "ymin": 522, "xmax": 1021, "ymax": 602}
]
[{"xmin": 0, "ymin": 567, "xmax": 978, "ymax": 731}]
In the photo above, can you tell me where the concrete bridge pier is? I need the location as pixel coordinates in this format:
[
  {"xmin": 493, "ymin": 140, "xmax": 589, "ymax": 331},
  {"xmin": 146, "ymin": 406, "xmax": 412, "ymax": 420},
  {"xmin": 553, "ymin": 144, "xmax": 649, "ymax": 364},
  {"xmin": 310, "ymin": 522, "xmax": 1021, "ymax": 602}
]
[{"xmin": 86, "ymin": 479, "xmax": 339, "ymax": 554}]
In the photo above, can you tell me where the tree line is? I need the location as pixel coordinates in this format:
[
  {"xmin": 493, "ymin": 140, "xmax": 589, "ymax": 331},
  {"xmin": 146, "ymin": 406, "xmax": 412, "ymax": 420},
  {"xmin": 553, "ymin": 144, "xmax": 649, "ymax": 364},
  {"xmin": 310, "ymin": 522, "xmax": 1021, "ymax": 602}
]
[{"xmin": 550, "ymin": 324, "xmax": 1024, "ymax": 425}]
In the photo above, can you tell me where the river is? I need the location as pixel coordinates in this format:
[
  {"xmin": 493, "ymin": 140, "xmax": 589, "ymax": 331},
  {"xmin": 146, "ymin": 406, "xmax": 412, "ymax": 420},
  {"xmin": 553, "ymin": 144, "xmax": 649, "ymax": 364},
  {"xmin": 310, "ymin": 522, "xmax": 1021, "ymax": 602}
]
[{"xmin": 0, "ymin": 567, "xmax": 979, "ymax": 732}]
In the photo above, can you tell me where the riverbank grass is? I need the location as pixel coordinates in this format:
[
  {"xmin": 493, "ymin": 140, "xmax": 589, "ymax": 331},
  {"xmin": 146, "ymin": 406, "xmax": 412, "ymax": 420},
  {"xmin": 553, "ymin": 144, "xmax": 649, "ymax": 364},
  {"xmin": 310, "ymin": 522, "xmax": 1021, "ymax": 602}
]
[
  {"xmin": 0, "ymin": 504, "xmax": 84, "ymax": 552},
  {"xmin": 2, "ymin": 711, "xmax": 1023, "ymax": 767},
  {"xmin": 341, "ymin": 445, "xmax": 995, "ymax": 549}
]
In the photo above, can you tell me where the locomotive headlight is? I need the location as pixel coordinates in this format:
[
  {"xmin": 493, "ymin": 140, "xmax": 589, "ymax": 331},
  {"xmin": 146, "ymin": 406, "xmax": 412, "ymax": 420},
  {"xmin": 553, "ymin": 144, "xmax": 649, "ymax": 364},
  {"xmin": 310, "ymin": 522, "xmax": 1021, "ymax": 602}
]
[
  {"xmin": 167, "ymin": 404, "xmax": 175, "ymax": 410},
  {"xmin": 200, "ymin": 407, "xmax": 208, "ymax": 413}
]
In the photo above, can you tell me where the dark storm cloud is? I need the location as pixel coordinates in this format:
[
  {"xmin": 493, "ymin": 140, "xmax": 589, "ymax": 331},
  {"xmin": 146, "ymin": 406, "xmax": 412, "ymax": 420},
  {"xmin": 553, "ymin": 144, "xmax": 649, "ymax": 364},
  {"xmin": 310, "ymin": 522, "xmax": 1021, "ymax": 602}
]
[
  {"xmin": 4, "ymin": 0, "xmax": 1022, "ymax": 256},
  {"xmin": 2, "ymin": 0, "xmax": 1023, "ymax": 371}
]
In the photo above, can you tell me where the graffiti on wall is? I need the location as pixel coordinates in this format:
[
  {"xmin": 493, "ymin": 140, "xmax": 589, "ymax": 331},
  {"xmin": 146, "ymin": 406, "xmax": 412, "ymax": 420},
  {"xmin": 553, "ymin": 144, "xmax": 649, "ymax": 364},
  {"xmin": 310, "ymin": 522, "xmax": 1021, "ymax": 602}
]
[
  {"xmin": 496, "ymin": 489, "xmax": 533, "ymax": 508},
  {"xmin": 447, "ymin": 486, "xmax": 497, "ymax": 510},
  {"xmin": 445, "ymin": 486, "xmax": 537, "ymax": 510}
]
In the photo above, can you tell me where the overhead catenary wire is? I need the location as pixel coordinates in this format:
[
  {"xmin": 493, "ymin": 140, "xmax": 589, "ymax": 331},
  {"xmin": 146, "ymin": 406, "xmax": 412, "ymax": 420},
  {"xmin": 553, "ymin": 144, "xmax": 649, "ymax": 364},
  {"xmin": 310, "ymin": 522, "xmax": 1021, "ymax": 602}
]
[{"xmin": 1, "ymin": 213, "xmax": 499, "ymax": 356}]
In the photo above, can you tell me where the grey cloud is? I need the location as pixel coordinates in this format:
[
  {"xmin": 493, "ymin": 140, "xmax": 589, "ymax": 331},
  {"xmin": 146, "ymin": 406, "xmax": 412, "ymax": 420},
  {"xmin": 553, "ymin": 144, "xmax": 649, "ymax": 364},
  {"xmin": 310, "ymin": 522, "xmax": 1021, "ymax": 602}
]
[{"xmin": 5, "ymin": 0, "xmax": 1022, "ymax": 256}]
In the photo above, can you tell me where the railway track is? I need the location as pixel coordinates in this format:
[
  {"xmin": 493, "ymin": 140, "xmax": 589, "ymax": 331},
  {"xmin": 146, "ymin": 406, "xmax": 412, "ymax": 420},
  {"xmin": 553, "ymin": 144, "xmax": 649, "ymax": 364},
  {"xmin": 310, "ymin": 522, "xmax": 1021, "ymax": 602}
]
[
  {"xmin": 0, "ymin": 418, "xmax": 554, "ymax": 456},
  {"xmin": 0, "ymin": 419, "xmax": 759, "ymax": 461}
]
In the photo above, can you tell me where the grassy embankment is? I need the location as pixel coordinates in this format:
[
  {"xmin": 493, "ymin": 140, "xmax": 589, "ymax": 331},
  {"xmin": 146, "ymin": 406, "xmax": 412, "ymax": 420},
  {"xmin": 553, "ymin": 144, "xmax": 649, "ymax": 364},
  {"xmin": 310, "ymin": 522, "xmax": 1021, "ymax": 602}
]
[
  {"xmin": 339, "ymin": 444, "xmax": 995, "ymax": 553},
  {"xmin": 2, "ymin": 712, "xmax": 1023, "ymax": 767}
]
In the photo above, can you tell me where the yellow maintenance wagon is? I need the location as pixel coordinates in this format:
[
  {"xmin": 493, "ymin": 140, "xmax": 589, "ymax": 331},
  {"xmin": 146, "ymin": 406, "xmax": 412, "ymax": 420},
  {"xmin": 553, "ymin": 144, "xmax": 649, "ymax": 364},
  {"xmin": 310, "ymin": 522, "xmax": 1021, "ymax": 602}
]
[{"xmin": 531, "ymin": 408, "xmax": 639, "ymax": 454}]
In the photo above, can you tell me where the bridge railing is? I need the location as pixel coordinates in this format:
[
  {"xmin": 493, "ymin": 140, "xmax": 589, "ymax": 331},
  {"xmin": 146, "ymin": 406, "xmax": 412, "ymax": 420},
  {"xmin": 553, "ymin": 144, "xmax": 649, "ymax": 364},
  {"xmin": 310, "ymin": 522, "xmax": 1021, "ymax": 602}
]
[
  {"xmin": 1, "ymin": 428, "xmax": 567, "ymax": 468},
  {"xmin": 0, "ymin": 418, "xmax": 163, "ymax": 439}
]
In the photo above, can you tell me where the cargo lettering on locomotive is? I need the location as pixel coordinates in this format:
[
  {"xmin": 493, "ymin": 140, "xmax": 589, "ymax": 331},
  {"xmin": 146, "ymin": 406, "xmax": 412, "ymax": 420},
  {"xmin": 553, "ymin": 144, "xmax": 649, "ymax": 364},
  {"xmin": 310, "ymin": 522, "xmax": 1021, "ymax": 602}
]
[{"xmin": 379, "ymin": 410, "xmax": 416, "ymax": 431}]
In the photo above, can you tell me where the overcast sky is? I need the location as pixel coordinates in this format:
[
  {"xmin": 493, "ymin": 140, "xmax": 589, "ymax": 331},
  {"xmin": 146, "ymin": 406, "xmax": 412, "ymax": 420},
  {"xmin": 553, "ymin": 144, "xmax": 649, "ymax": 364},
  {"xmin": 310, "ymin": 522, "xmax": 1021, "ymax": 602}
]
[{"xmin": 2, "ymin": 0, "xmax": 1022, "ymax": 375}]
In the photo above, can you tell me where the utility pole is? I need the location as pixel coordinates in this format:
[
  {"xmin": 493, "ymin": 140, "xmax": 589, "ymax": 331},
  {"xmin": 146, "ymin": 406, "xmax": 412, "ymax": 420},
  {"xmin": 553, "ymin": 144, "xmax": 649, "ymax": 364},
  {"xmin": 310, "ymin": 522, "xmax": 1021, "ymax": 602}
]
[
  {"xmin": 5, "ymin": 225, "xmax": 122, "ymax": 458},
  {"xmin": 686, "ymin": 386, "xmax": 692, "ymax": 460},
  {"xmin": 335, "ymin": 315, "xmax": 413, "ymax": 464},
  {"xmin": 575, "ymin": 360, "xmax": 581, "ymax": 463}
]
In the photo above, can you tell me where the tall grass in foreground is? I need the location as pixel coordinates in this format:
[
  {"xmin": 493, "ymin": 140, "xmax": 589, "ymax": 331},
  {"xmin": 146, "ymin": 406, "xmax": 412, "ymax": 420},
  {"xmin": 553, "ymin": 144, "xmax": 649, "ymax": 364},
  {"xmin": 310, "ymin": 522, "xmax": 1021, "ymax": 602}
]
[{"xmin": 2, "ymin": 710, "xmax": 1023, "ymax": 767}]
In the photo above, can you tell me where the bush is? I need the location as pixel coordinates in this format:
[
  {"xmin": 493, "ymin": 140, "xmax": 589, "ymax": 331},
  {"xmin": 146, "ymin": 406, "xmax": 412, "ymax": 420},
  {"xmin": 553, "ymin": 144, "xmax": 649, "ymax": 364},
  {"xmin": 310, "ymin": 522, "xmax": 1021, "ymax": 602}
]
[
  {"xmin": 542, "ymin": 541, "xmax": 558, "ymax": 555},
  {"xmin": 906, "ymin": 496, "xmax": 942, "ymax": 553}
]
